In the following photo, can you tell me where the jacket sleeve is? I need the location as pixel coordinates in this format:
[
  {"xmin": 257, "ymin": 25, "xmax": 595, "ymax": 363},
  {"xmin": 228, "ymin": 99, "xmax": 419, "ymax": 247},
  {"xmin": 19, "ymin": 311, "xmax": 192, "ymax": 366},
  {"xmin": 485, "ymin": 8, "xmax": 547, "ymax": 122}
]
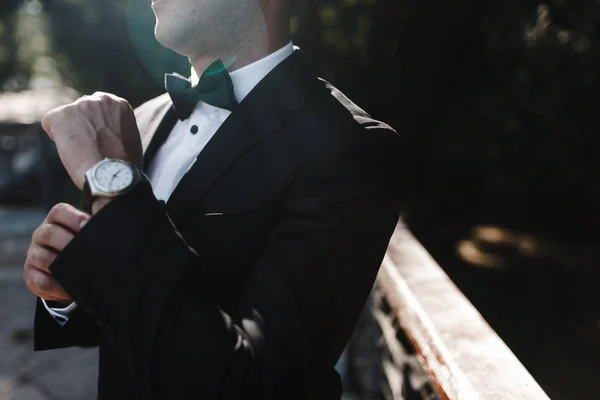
[
  {"xmin": 44, "ymin": 129, "xmax": 403, "ymax": 399},
  {"xmin": 34, "ymin": 297, "xmax": 101, "ymax": 350}
]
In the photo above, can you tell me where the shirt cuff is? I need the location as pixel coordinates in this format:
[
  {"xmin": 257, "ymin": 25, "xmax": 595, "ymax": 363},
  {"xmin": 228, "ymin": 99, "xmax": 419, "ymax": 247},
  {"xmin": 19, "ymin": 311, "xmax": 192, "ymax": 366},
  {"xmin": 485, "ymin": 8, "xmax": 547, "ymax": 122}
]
[{"xmin": 41, "ymin": 299, "xmax": 78, "ymax": 327}]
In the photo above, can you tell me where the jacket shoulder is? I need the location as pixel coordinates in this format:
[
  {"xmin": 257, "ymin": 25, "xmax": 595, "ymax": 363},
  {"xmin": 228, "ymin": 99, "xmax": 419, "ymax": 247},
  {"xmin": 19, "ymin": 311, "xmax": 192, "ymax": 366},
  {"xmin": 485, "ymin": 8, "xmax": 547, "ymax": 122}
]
[
  {"xmin": 297, "ymin": 79, "xmax": 402, "ymax": 159},
  {"xmin": 319, "ymin": 79, "xmax": 398, "ymax": 136}
]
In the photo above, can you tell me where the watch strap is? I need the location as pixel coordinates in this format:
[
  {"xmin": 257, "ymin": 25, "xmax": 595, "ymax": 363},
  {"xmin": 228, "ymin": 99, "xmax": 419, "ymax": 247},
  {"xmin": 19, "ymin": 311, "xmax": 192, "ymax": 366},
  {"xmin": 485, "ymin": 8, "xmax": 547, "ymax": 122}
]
[{"xmin": 82, "ymin": 178, "xmax": 94, "ymax": 214}]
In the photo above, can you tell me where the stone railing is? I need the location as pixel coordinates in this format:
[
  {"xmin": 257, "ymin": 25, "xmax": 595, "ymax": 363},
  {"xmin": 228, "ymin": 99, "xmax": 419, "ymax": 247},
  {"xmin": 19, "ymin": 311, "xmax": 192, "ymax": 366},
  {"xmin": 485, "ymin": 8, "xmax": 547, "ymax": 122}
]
[{"xmin": 347, "ymin": 220, "xmax": 551, "ymax": 400}]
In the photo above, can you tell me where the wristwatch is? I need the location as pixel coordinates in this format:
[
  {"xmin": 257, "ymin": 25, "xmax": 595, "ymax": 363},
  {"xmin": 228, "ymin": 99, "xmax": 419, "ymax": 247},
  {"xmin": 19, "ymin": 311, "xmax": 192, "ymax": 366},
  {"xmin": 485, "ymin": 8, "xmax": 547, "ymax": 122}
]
[{"xmin": 82, "ymin": 158, "xmax": 145, "ymax": 213}]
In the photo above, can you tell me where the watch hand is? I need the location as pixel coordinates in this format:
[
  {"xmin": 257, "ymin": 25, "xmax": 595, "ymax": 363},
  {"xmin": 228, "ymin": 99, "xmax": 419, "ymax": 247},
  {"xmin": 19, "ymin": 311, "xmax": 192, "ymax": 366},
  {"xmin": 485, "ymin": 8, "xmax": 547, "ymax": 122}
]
[
  {"xmin": 112, "ymin": 168, "xmax": 123, "ymax": 179},
  {"xmin": 109, "ymin": 168, "xmax": 124, "ymax": 188}
]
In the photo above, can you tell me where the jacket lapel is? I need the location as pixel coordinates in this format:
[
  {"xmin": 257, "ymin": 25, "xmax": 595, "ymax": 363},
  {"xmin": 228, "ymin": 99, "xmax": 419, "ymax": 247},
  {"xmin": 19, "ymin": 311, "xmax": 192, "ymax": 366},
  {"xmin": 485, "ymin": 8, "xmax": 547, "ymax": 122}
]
[
  {"xmin": 165, "ymin": 51, "xmax": 315, "ymax": 227},
  {"xmin": 137, "ymin": 93, "xmax": 178, "ymax": 173},
  {"xmin": 143, "ymin": 109, "xmax": 178, "ymax": 173}
]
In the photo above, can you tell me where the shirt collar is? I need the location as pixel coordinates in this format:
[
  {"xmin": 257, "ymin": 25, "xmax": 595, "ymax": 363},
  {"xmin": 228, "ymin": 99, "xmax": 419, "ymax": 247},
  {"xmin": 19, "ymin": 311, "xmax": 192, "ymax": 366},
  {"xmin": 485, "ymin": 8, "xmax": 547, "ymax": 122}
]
[{"xmin": 190, "ymin": 41, "xmax": 295, "ymax": 104}]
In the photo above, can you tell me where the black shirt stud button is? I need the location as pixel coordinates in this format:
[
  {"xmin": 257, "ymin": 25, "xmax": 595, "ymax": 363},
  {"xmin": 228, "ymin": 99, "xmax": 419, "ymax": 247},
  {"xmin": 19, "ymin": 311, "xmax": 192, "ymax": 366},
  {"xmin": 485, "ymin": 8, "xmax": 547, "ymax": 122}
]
[{"xmin": 190, "ymin": 125, "xmax": 199, "ymax": 135}]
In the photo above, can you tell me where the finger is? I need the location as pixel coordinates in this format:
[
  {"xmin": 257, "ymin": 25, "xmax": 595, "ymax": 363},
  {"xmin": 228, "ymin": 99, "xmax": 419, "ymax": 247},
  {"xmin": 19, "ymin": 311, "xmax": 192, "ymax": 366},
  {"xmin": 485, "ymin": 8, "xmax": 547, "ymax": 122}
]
[
  {"xmin": 91, "ymin": 91, "xmax": 132, "ymax": 108},
  {"xmin": 26, "ymin": 244, "xmax": 58, "ymax": 274},
  {"xmin": 24, "ymin": 266, "xmax": 71, "ymax": 302},
  {"xmin": 40, "ymin": 113, "xmax": 54, "ymax": 140},
  {"xmin": 92, "ymin": 91, "xmax": 119, "ymax": 100},
  {"xmin": 32, "ymin": 223, "xmax": 76, "ymax": 252},
  {"xmin": 40, "ymin": 106, "xmax": 66, "ymax": 140},
  {"xmin": 46, "ymin": 203, "xmax": 90, "ymax": 233}
]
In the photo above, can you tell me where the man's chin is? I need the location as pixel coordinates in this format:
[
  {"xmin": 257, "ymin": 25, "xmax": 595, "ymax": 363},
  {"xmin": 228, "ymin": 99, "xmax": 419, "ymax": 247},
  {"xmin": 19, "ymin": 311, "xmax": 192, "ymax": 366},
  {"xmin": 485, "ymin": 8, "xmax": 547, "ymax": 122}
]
[
  {"xmin": 154, "ymin": 30, "xmax": 192, "ymax": 57},
  {"xmin": 155, "ymin": 25, "xmax": 178, "ymax": 51}
]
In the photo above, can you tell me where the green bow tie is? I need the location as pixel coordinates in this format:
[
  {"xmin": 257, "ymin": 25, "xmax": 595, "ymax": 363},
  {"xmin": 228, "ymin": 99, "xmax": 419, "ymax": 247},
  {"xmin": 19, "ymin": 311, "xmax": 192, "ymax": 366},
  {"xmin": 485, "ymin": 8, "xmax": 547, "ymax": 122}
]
[{"xmin": 165, "ymin": 59, "xmax": 238, "ymax": 120}]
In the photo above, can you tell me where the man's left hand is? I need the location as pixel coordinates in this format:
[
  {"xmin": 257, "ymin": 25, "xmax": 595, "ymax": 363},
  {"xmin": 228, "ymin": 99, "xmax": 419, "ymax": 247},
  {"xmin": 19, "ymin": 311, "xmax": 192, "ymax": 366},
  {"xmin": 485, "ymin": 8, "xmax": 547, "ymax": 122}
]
[{"xmin": 41, "ymin": 92, "xmax": 143, "ymax": 190}]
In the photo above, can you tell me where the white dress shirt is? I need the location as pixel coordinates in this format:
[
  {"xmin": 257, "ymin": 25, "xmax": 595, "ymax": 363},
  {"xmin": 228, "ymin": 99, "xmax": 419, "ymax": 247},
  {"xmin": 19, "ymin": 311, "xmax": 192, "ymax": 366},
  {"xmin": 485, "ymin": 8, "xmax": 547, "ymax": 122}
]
[{"xmin": 43, "ymin": 42, "xmax": 295, "ymax": 326}]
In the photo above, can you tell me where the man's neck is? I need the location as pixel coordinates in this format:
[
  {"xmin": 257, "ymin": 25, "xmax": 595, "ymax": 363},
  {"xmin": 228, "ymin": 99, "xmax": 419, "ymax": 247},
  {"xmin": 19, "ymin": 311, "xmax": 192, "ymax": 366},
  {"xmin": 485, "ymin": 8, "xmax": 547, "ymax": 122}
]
[{"xmin": 190, "ymin": 35, "xmax": 290, "ymax": 76}]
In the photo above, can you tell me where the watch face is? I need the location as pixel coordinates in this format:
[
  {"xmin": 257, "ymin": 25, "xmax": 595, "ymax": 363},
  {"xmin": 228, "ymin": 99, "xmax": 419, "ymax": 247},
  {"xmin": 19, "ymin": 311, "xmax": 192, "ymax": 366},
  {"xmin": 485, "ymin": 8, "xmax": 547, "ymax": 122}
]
[{"xmin": 93, "ymin": 160, "xmax": 134, "ymax": 193}]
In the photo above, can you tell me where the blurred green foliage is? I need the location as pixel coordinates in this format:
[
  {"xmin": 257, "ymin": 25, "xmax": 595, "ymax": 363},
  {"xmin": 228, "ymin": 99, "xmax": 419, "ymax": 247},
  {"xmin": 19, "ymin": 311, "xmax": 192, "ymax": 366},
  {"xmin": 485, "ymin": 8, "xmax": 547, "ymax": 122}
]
[
  {"xmin": 0, "ymin": 14, "xmax": 17, "ymax": 86},
  {"xmin": 293, "ymin": 0, "xmax": 600, "ymax": 237},
  {"xmin": 0, "ymin": 0, "xmax": 598, "ymax": 238}
]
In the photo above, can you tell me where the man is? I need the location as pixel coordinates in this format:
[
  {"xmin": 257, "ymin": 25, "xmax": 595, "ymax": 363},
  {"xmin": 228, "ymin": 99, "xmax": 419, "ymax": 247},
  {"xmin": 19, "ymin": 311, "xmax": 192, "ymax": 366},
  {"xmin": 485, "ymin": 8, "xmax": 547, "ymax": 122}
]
[{"xmin": 24, "ymin": 0, "xmax": 403, "ymax": 398}]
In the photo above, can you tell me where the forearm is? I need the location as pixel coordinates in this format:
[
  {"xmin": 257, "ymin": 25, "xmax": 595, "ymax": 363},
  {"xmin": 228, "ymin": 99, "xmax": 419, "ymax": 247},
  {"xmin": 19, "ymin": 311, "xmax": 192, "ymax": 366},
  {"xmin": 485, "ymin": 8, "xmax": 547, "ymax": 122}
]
[
  {"xmin": 47, "ymin": 182, "xmax": 201, "ymax": 394},
  {"xmin": 46, "ymin": 183, "xmax": 277, "ymax": 397}
]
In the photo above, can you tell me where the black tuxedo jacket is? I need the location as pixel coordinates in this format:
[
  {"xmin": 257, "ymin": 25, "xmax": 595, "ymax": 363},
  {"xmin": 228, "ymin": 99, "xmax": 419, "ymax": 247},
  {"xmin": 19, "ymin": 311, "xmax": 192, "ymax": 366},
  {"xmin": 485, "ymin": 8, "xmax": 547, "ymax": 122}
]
[{"xmin": 33, "ymin": 51, "xmax": 403, "ymax": 399}]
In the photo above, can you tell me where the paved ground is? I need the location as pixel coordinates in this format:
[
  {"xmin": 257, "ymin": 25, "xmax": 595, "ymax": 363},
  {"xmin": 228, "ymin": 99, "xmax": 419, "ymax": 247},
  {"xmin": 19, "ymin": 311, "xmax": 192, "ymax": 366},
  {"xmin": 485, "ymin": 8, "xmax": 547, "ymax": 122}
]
[{"xmin": 0, "ymin": 207, "xmax": 98, "ymax": 400}]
